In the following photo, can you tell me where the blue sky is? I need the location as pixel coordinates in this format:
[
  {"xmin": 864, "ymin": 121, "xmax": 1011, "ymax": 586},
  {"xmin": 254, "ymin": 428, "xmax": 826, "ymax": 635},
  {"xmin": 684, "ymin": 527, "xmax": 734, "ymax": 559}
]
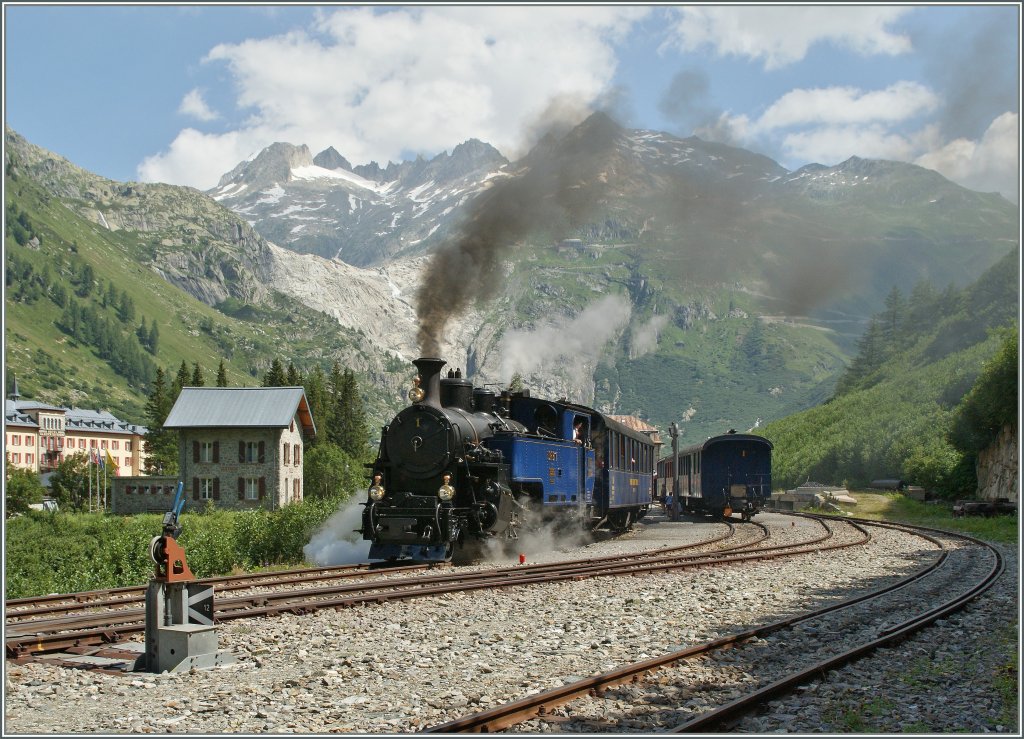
[{"xmin": 3, "ymin": 4, "xmax": 1020, "ymax": 202}]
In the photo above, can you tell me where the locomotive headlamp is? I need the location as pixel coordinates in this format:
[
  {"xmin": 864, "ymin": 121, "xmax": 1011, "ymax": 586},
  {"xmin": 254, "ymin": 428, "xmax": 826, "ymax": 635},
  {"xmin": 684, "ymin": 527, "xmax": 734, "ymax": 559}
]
[
  {"xmin": 408, "ymin": 376, "xmax": 425, "ymax": 403},
  {"xmin": 369, "ymin": 474, "xmax": 386, "ymax": 501},
  {"xmin": 438, "ymin": 473, "xmax": 455, "ymax": 501}
]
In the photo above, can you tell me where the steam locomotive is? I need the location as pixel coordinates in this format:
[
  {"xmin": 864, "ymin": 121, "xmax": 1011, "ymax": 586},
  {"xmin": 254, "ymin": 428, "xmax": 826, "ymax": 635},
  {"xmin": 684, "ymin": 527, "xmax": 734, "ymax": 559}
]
[
  {"xmin": 656, "ymin": 432, "xmax": 772, "ymax": 521},
  {"xmin": 360, "ymin": 357, "xmax": 654, "ymax": 561}
]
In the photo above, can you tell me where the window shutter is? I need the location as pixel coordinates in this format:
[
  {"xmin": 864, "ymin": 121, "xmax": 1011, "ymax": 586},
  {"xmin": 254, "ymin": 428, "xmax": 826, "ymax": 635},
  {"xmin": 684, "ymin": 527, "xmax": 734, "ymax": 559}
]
[
  {"xmin": 193, "ymin": 441, "xmax": 200, "ymax": 463},
  {"xmin": 238, "ymin": 478, "xmax": 244, "ymax": 501},
  {"xmin": 213, "ymin": 478, "xmax": 220, "ymax": 500},
  {"xmin": 239, "ymin": 441, "xmax": 245, "ymax": 462},
  {"xmin": 294, "ymin": 444, "xmax": 300, "ymax": 466},
  {"xmin": 213, "ymin": 441, "xmax": 219, "ymax": 463},
  {"xmin": 258, "ymin": 477, "xmax": 265, "ymax": 500},
  {"xmin": 258, "ymin": 441, "xmax": 265, "ymax": 463},
  {"xmin": 193, "ymin": 477, "xmax": 200, "ymax": 500},
  {"xmin": 283, "ymin": 443, "xmax": 289, "ymax": 465}
]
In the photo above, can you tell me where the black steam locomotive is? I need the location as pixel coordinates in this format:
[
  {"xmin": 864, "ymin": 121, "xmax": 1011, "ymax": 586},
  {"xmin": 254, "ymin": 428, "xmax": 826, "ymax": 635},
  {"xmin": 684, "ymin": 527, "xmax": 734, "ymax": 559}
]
[
  {"xmin": 656, "ymin": 432, "xmax": 773, "ymax": 520},
  {"xmin": 360, "ymin": 357, "xmax": 654, "ymax": 561}
]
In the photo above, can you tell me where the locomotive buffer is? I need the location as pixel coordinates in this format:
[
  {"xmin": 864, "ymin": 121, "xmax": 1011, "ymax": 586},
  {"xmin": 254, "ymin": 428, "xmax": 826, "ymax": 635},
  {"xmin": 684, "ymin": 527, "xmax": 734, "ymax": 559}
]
[{"xmin": 140, "ymin": 481, "xmax": 235, "ymax": 673}]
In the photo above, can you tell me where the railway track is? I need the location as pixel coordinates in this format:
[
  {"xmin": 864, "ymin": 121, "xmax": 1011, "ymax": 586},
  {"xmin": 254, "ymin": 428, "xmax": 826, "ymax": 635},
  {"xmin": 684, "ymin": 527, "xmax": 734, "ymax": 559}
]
[
  {"xmin": 6, "ymin": 516, "xmax": 852, "ymax": 660},
  {"xmin": 424, "ymin": 514, "xmax": 1004, "ymax": 733}
]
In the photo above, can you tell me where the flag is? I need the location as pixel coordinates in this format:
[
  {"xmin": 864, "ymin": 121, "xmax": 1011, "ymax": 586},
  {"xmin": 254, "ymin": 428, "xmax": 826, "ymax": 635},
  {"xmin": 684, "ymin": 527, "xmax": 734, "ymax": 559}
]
[
  {"xmin": 91, "ymin": 449, "xmax": 98, "ymax": 465},
  {"xmin": 104, "ymin": 449, "xmax": 119, "ymax": 476}
]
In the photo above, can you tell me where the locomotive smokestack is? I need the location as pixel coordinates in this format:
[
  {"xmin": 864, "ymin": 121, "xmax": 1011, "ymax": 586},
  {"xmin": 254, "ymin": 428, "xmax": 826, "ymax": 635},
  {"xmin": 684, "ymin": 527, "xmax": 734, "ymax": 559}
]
[{"xmin": 412, "ymin": 357, "xmax": 446, "ymax": 409}]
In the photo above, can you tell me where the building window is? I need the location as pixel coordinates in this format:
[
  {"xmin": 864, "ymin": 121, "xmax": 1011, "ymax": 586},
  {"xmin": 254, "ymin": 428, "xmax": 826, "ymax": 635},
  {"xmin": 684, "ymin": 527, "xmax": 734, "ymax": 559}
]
[
  {"xmin": 26, "ymin": 454, "xmax": 34, "ymax": 465},
  {"xmin": 246, "ymin": 442, "xmax": 259, "ymax": 462},
  {"xmin": 101, "ymin": 440, "xmax": 108, "ymax": 449},
  {"xmin": 200, "ymin": 441, "xmax": 214, "ymax": 462},
  {"xmin": 283, "ymin": 443, "xmax": 290, "ymax": 465},
  {"xmin": 245, "ymin": 477, "xmax": 259, "ymax": 500},
  {"xmin": 199, "ymin": 478, "xmax": 215, "ymax": 500},
  {"xmin": 111, "ymin": 440, "xmax": 120, "ymax": 450},
  {"xmin": 11, "ymin": 453, "xmax": 21, "ymax": 464},
  {"xmin": 90, "ymin": 439, "xmax": 97, "ymax": 448},
  {"xmin": 11, "ymin": 435, "xmax": 20, "ymax": 446},
  {"xmin": 126, "ymin": 440, "xmax": 132, "ymax": 452}
]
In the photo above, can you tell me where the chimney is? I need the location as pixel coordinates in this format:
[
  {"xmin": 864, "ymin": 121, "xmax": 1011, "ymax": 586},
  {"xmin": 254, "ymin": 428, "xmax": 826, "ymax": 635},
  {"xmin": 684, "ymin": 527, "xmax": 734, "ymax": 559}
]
[{"xmin": 412, "ymin": 357, "xmax": 446, "ymax": 409}]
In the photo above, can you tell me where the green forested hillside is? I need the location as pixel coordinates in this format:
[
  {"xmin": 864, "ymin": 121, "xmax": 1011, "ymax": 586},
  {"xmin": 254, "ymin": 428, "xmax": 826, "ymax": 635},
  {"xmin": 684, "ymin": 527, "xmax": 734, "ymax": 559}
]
[
  {"xmin": 761, "ymin": 249, "xmax": 1019, "ymax": 494},
  {"xmin": 4, "ymin": 164, "xmax": 386, "ymax": 424}
]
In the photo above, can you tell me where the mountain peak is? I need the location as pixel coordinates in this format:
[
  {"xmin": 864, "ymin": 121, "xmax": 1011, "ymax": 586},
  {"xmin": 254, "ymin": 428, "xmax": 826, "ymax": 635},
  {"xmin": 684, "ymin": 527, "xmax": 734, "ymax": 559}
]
[
  {"xmin": 313, "ymin": 146, "xmax": 353, "ymax": 172},
  {"xmin": 216, "ymin": 142, "xmax": 312, "ymax": 189}
]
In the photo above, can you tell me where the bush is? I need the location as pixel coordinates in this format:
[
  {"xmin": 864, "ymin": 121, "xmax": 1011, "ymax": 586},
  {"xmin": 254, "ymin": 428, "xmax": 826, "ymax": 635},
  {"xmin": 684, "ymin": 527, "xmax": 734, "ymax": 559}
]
[{"xmin": 5, "ymin": 496, "xmax": 349, "ymax": 598}]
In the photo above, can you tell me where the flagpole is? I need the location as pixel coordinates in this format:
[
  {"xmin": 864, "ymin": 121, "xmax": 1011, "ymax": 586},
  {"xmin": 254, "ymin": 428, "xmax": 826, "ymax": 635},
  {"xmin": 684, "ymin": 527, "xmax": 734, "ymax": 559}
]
[{"xmin": 88, "ymin": 452, "xmax": 92, "ymax": 512}]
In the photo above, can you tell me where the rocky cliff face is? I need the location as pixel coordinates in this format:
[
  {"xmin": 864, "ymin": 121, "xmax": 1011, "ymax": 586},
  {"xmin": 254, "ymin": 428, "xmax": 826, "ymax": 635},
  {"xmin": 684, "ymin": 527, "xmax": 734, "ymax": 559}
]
[{"xmin": 976, "ymin": 422, "xmax": 1018, "ymax": 502}]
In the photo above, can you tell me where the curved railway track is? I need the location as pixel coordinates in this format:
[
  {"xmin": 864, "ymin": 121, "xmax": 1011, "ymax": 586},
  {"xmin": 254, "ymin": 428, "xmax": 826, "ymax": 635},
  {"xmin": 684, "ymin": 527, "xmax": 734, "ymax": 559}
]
[
  {"xmin": 6, "ymin": 516, "xmax": 857, "ymax": 660},
  {"xmin": 424, "ymin": 514, "xmax": 1004, "ymax": 733}
]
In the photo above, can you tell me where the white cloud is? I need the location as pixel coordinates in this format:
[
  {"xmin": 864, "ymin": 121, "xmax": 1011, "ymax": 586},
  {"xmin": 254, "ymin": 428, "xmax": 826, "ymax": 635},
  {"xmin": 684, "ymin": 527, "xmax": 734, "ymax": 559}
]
[
  {"xmin": 178, "ymin": 88, "xmax": 219, "ymax": 122},
  {"xmin": 662, "ymin": 6, "xmax": 912, "ymax": 69},
  {"xmin": 915, "ymin": 112, "xmax": 1019, "ymax": 204},
  {"xmin": 138, "ymin": 127, "xmax": 256, "ymax": 187},
  {"xmin": 779, "ymin": 124, "xmax": 929, "ymax": 165},
  {"xmin": 139, "ymin": 6, "xmax": 646, "ymax": 189},
  {"xmin": 709, "ymin": 82, "xmax": 1017, "ymax": 203},
  {"xmin": 755, "ymin": 82, "xmax": 939, "ymax": 131}
]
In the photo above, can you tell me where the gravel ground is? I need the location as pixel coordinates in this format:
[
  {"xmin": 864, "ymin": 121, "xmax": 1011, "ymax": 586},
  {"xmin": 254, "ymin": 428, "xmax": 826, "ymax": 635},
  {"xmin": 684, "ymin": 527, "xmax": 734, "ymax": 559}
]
[{"xmin": 3, "ymin": 511, "xmax": 1018, "ymax": 734}]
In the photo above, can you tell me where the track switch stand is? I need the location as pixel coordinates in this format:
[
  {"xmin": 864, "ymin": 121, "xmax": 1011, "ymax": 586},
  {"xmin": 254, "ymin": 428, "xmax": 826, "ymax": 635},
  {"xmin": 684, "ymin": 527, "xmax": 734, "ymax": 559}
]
[{"xmin": 141, "ymin": 481, "xmax": 235, "ymax": 673}]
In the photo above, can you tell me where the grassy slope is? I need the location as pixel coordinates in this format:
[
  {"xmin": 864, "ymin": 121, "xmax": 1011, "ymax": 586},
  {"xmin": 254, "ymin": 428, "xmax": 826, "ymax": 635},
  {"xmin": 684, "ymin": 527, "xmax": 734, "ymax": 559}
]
[{"xmin": 4, "ymin": 172, "xmax": 386, "ymax": 424}]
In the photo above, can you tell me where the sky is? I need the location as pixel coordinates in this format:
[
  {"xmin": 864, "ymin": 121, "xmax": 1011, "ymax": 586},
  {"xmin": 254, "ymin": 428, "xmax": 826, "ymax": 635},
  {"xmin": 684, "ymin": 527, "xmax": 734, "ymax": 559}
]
[{"xmin": 3, "ymin": 4, "xmax": 1020, "ymax": 203}]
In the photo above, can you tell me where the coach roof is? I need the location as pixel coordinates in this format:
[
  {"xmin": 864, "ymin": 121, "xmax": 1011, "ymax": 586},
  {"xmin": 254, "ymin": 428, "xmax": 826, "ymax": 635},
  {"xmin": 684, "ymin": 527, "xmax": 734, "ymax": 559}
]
[{"xmin": 163, "ymin": 387, "xmax": 316, "ymax": 436}]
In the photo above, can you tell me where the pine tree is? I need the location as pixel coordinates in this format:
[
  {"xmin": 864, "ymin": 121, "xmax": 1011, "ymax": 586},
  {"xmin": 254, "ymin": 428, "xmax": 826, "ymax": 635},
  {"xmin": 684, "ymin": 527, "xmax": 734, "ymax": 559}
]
[
  {"xmin": 879, "ymin": 286, "xmax": 906, "ymax": 353},
  {"xmin": 216, "ymin": 359, "xmax": 229, "ymax": 387},
  {"xmin": 191, "ymin": 362, "xmax": 205, "ymax": 387},
  {"xmin": 147, "ymin": 319, "xmax": 159, "ymax": 354},
  {"xmin": 172, "ymin": 360, "xmax": 191, "ymax": 398},
  {"xmin": 337, "ymin": 368, "xmax": 368, "ymax": 458},
  {"xmin": 833, "ymin": 318, "xmax": 886, "ymax": 397},
  {"xmin": 286, "ymin": 362, "xmax": 302, "ymax": 386},
  {"xmin": 143, "ymin": 367, "xmax": 178, "ymax": 475},
  {"xmin": 304, "ymin": 365, "xmax": 329, "ymax": 447},
  {"xmin": 263, "ymin": 359, "xmax": 287, "ymax": 387},
  {"xmin": 326, "ymin": 362, "xmax": 346, "ymax": 447}
]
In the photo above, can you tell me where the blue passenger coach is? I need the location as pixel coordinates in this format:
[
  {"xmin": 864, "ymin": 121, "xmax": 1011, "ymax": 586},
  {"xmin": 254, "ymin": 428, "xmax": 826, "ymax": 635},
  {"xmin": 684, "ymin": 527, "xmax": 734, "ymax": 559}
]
[{"xmin": 658, "ymin": 432, "xmax": 772, "ymax": 520}]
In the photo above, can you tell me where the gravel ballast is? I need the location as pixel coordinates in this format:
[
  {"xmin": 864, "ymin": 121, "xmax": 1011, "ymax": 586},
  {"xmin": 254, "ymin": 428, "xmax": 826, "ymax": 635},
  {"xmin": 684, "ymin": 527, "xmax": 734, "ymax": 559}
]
[{"xmin": 3, "ymin": 512, "xmax": 1018, "ymax": 734}]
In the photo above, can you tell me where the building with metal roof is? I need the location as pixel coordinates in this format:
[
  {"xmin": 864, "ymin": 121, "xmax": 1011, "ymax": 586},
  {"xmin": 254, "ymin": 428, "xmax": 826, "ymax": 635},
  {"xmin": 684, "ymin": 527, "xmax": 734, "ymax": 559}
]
[
  {"xmin": 113, "ymin": 386, "xmax": 316, "ymax": 515},
  {"xmin": 163, "ymin": 387, "xmax": 315, "ymax": 436}
]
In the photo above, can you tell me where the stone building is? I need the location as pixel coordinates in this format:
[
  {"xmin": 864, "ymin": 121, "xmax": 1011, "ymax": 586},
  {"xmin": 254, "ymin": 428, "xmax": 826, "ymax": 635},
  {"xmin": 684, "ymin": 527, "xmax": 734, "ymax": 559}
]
[{"xmin": 111, "ymin": 387, "xmax": 315, "ymax": 515}]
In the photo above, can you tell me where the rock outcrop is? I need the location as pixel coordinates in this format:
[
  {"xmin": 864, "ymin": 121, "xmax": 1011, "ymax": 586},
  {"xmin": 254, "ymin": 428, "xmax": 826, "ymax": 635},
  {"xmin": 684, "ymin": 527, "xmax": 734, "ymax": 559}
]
[{"xmin": 976, "ymin": 422, "xmax": 1018, "ymax": 502}]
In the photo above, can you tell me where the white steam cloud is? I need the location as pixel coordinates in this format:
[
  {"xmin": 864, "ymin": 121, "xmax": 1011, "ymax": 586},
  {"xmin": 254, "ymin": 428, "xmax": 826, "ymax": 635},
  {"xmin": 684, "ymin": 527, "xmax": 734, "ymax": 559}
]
[
  {"xmin": 499, "ymin": 294, "xmax": 632, "ymax": 383},
  {"xmin": 303, "ymin": 497, "xmax": 371, "ymax": 565},
  {"xmin": 629, "ymin": 314, "xmax": 669, "ymax": 359}
]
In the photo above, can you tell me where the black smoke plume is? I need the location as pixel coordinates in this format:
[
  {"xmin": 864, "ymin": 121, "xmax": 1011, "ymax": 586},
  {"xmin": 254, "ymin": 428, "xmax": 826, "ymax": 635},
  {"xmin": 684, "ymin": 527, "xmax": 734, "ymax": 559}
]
[{"xmin": 416, "ymin": 112, "xmax": 620, "ymax": 356}]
